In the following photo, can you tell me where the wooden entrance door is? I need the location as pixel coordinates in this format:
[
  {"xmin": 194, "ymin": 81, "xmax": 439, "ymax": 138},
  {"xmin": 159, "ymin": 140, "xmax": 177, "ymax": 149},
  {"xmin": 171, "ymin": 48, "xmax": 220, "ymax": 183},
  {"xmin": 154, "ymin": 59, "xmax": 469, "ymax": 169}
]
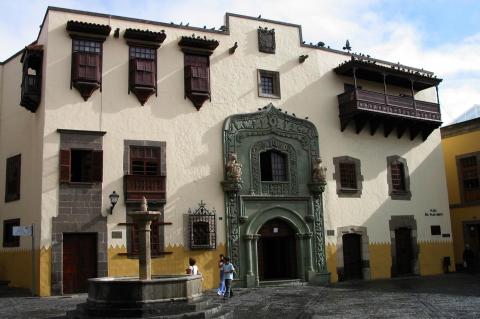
[
  {"xmin": 63, "ymin": 233, "xmax": 97, "ymax": 294},
  {"xmin": 395, "ymin": 227, "xmax": 413, "ymax": 275},
  {"xmin": 342, "ymin": 233, "xmax": 363, "ymax": 280},
  {"xmin": 257, "ymin": 218, "xmax": 297, "ymax": 280}
]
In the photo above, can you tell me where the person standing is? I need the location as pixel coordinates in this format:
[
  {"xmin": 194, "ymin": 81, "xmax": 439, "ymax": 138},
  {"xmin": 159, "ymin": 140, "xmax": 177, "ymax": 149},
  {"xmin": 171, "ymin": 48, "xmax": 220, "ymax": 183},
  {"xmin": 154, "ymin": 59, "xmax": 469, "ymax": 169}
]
[
  {"xmin": 217, "ymin": 254, "xmax": 226, "ymax": 296},
  {"xmin": 186, "ymin": 257, "xmax": 199, "ymax": 275},
  {"xmin": 223, "ymin": 256, "xmax": 235, "ymax": 300}
]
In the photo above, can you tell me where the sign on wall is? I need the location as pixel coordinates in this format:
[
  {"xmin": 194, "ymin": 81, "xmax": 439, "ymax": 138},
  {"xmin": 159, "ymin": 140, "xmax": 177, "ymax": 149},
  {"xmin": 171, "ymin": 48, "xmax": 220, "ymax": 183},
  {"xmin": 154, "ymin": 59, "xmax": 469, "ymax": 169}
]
[
  {"xmin": 12, "ymin": 225, "xmax": 33, "ymax": 236},
  {"xmin": 425, "ymin": 208, "xmax": 443, "ymax": 217}
]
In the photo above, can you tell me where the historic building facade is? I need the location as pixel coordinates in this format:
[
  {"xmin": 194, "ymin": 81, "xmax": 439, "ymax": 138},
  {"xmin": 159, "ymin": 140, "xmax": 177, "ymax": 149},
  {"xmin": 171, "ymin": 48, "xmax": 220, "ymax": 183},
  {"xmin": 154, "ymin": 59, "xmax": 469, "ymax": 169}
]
[
  {"xmin": 0, "ymin": 7, "xmax": 454, "ymax": 296},
  {"xmin": 441, "ymin": 118, "xmax": 480, "ymax": 269}
]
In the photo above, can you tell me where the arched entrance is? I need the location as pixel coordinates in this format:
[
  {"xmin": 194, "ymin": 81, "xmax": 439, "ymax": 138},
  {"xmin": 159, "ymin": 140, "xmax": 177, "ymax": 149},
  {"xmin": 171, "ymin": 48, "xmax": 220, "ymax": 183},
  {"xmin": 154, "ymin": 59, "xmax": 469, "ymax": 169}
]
[
  {"xmin": 342, "ymin": 233, "xmax": 363, "ymax": 280},
  {"xmin": 257, "ymin": 218, "xmax": 297, "ymax": 280}
]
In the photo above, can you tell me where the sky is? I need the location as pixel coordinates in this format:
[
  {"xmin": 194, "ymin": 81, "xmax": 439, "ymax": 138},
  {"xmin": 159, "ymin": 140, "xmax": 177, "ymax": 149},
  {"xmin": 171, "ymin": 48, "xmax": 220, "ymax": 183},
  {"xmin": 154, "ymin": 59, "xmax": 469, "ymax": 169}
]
[{"xmin": 0, "ymin": 0, "xmax": 479, "ymax": 124}]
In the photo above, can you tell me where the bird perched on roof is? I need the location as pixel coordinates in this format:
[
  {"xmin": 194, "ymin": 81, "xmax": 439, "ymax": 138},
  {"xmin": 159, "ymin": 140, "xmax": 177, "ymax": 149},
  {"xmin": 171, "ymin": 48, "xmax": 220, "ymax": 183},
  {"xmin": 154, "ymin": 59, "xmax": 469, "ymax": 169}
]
[
  {"xmin": 343, "ymin": 40, "xmax": 352, "ymax": 52},
  {"xmin": 258, "ymin": 15, "xmax": 262, "ymax": 18}
]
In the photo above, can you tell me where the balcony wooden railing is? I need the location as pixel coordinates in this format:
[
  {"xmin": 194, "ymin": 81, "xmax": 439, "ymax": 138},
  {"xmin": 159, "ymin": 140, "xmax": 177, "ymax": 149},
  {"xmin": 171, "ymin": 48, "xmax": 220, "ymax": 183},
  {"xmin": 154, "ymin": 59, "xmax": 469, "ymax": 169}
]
[
  {"xmin": 124, "ymin": 174, "xmax": 166, "ymax": 203},
  {"xmin": 337, "ymin": 89, "xmax": 442, "ymax": 140}
]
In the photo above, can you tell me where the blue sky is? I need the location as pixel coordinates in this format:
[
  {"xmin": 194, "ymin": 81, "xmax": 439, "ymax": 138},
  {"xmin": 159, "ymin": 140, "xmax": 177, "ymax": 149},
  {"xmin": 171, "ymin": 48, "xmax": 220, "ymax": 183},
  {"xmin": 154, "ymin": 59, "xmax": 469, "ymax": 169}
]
[{"xmin": 0, "ymin": 0, "xmax": 478, "ymax": 123}]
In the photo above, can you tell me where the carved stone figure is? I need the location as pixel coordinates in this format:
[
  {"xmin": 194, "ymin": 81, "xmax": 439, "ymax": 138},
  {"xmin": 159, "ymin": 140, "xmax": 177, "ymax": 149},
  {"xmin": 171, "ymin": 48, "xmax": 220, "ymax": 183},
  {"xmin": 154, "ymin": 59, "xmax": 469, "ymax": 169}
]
[
  {"xmin": 226, "ymin": 153, "xmax": 242, "ymax": 181},
  {"xmin": 312, "ymin": 157, "xmax": 327, "ymax": 184},
  {"xmin": 140, "ymin": 196, "xmax": 148, "ymax": 212}
]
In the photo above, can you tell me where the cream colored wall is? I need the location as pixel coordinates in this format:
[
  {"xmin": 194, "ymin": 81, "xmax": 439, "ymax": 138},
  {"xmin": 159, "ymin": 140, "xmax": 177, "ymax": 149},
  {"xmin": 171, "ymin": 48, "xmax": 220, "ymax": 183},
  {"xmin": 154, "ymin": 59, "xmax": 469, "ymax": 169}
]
[{"xmin": 38, "ymin": 11, "xmax": 452, "ymax": 255}]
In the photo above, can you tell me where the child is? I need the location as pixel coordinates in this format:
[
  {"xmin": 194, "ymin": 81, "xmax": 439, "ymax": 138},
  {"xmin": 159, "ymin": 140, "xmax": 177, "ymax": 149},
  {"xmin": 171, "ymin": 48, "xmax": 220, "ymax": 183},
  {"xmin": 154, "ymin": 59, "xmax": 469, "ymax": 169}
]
[
  {"xmin": 186, "ymin": 257, "xmax": 199, "ymax": 275},
  {"xmin": 222, "ymin": 256, "xmax": 235, "ymax": 299}
]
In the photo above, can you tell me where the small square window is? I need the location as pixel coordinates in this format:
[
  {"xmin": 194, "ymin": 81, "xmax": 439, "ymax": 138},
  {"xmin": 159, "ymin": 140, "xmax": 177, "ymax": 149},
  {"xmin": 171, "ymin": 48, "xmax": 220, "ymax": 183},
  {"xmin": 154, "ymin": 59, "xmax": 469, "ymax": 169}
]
[
  {"xmin": 431, "ymin": 225, "xmax": 441, "ymax": 236},
  {"xmin": 258, "ymin": 70, "xmax": 280, "ymax": 99},
  {"xmin": 3, "ymin": 219, "xmax": 20, "ymax": 247}
]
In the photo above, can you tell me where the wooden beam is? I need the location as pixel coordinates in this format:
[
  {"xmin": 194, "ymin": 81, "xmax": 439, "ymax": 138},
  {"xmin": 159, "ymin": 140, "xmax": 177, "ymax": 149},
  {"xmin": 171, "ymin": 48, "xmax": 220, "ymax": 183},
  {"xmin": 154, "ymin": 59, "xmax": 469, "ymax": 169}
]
[
  {"xmin": 384, "ymin": 119, "xmax": 394, "ymax": 138},
  {"xmin": 369, "ymin": 116, "xmax": 381, "ymax": 136},
  {"xmin": 410, "ymin": 125, "xmax": 420, "ymax": 140},
  {"xmin": 396, "ymin": 121, "xmax": 408, "ymax": 139},
  {"xmin": 355, "ymin": 116, "xmax": 367, "ymax": 134},
  {"xmin": 422, "ymin": 127, "xmax": 435, "ymax": 141}
]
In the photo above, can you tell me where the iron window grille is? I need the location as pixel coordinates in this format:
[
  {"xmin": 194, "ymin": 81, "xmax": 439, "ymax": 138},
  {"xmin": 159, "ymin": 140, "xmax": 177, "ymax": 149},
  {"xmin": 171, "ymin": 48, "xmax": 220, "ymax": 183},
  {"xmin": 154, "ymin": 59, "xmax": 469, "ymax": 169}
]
[
  {"xmin": 188, "ymin": 201, "xmax": 216, "ymax": 250},
  {"xmin": 257, "ymin": 69, "xmax": 280, "ymax": 99},
  {"xmin": 339, "ymin": 162, "xmax": 357, "ymax": 190},
  {"xmin": 391, "ymin": 161, "xmax": 406, "ymax": 192}
]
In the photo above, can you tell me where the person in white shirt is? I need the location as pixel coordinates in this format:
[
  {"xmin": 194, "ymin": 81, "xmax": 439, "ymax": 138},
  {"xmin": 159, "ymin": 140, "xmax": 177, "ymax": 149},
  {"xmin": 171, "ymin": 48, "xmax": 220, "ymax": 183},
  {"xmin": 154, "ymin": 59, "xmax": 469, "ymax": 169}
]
[
  {"xmin": 222, "ymin": 256, "xmax": 235, "ymax": 299},
  {"xmin": 186, "ymin": 257, "xmax": 199, "ymax": 275}
]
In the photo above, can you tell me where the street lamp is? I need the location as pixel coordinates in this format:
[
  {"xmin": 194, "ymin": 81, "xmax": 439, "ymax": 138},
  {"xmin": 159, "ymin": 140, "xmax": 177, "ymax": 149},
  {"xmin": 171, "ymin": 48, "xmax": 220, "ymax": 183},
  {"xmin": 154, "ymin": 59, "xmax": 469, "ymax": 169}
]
[{"xmin": 109, "ymin": 191, "xmax": 120, "ymax": 215}]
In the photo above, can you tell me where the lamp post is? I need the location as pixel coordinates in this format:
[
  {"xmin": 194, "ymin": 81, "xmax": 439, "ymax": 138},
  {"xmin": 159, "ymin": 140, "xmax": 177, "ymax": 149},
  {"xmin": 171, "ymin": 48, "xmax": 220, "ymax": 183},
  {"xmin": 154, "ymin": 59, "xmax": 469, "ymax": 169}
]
[{"xmin": 109, "ymin": 191, "xmax": 119, "ymax": 214}]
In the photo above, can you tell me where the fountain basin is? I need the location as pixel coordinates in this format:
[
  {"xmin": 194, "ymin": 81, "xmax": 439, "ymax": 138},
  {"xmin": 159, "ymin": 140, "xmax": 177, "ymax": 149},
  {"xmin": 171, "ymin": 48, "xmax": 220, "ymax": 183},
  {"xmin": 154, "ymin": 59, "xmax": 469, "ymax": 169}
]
[{"xmin": 88, "ymin": 275, "xmax": 203, "ymax": 305}]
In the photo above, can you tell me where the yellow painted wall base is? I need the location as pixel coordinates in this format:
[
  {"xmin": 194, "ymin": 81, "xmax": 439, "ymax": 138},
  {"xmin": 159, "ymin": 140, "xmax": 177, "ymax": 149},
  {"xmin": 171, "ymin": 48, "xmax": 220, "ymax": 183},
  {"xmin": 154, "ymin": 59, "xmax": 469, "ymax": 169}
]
[
  {"xmin": 108, "ymin": 243, "xmax": 226, "ymax": 290},
  {"xmin": 418, "ymin": 241, "xmax": 455, "ymax": 275},
  {"xmin": 369, "ymin": 243, "xmax": 391, "ymax": 279},
  {"xmin": 0, "ymin": 247, "xmax": 51, "ymax": 296},
  {"xmin": 325, "ymin": 243, "xmax": 338, "ymax": 283}
]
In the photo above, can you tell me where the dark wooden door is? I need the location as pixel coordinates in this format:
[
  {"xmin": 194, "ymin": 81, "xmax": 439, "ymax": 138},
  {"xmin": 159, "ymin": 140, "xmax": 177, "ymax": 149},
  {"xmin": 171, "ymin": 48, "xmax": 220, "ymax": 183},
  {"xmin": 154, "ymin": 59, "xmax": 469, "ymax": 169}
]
[
  {"xmin": 257, "ymin": 218, "xmax": 297, "ymax": 280},
  {"xmin": 395, "ymin": 227, "xmax": 413, "ymax": 275},
  {"xmin": 342, "ymin": 233, "xmax": 363, "ymax": 280},
  {"xmin": 63, "ymin": 233, "xmax": 97, "ymax": 294}
]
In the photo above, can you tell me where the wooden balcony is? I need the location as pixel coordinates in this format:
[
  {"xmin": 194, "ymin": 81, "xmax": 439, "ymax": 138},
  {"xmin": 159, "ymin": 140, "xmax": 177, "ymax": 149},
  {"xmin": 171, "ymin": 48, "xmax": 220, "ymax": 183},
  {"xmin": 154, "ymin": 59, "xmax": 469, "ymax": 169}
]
[
  {"xmin": 124, "ymin": 175, "xmax": 166, "ymax": 203},
  {"xmin": 338, "ymin": 89, "xmax": 442, "ymax": 140}
]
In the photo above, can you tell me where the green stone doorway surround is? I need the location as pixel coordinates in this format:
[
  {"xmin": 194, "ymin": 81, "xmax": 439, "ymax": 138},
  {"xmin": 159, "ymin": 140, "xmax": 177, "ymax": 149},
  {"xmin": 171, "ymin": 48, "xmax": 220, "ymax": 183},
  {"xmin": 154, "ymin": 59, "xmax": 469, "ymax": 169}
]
[{"xmin": 221, "ymin": 104, "xmax": 330, "ymax": 287}]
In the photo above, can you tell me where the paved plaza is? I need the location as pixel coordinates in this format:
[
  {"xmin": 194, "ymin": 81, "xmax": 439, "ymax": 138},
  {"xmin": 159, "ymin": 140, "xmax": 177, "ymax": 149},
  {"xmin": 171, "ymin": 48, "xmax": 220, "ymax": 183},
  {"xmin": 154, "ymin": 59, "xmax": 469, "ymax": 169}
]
[{"xmin": 1, "ymin": 273, "xmax": 480, "ymax": 318}]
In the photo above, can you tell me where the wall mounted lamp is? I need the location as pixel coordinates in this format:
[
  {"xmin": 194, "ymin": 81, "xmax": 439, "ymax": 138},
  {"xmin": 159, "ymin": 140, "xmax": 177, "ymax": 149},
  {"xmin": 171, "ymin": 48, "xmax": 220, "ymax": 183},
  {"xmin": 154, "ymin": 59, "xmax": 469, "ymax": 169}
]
[{"xmin": 109, "ymin": 191, "xmax": 120, "ymax": 215}]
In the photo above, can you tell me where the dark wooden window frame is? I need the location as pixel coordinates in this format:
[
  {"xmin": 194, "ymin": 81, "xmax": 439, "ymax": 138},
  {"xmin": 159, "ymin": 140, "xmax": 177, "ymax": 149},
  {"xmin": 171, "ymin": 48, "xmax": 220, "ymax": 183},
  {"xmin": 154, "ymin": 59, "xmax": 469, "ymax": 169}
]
[
  {"xmin": 3, "ymin": 218, "xmax": 20, "ymax": 247},
  {"xmin": 59, "ymin": 149, "xmax": 103, "ymax": 184},
  {"xmin": 333, "ymin": 156, "xmax": 363, "ymax": 197},
  {"xmin": 257, "ymin": 69, "xmax": 281, "ymax": 99},
  {"xmin": 130, "ymin": 220, "xmax": 162, "ymax": 255},
  {"xmin": 5, "ymin": 154, "xmax": 21, "ymax": 202},
  {"xmin": 127, "ymin": 45, "xmax": 158, "ymax": 105},
  {"xmin": 260, "ymin": 150, "xmax": 288, "ymax": 182},
  {"xmin": 456, "ymin": 152, "xmax": 480, "ymax": 204},
  {"xmin": 386, "ymin": 155, "xmax": 411, "ymax": 200}
]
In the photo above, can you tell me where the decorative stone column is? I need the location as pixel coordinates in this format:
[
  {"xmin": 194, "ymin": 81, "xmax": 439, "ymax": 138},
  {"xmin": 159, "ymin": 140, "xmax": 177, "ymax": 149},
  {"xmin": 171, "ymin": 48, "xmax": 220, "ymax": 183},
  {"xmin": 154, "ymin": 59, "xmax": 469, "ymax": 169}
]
[
  {"xmin": 221, "ymin": 179, "xmax": 243, "ymax": 278},
  {"xmin": 253, "ymin": 234, "xmax": 260, "ymax": 286},
  {"xmin": 307, "ymin": 159, "xmax": 330, "ymax": 285},
  {"xmin": 295, "ymin": 233, "xmax": 306, "ymax": 281},
  {"xmin": 243, "ymin": 234, "xmax": 256, "ymax": 287},
  {"xmin": 128, "ymin": 198, "xmax": 160, "ymax": 280}
]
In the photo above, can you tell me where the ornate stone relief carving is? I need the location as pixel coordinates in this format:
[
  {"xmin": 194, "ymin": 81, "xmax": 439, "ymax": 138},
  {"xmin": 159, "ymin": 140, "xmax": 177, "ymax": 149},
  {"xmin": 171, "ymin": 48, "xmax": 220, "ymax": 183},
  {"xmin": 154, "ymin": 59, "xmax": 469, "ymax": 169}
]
[{"xmin": 258, "ymin": 27, "xmax": 276, "ymax": 54}]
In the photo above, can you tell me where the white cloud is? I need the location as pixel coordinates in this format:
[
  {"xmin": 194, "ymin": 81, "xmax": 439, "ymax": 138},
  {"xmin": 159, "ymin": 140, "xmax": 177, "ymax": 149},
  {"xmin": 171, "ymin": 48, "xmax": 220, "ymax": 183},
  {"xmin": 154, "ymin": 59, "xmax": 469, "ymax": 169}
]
[{"xmin": 0, "ymin": 0, "xmax": 478, "ymax": 122}]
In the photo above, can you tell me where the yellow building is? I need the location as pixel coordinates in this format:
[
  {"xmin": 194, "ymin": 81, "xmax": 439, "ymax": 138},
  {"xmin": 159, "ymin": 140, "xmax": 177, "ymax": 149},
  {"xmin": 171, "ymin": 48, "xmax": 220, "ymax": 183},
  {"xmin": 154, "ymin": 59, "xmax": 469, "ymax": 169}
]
[{"xmin": 441, "ymin": 117, "xmax": 480, "ymax": 269}]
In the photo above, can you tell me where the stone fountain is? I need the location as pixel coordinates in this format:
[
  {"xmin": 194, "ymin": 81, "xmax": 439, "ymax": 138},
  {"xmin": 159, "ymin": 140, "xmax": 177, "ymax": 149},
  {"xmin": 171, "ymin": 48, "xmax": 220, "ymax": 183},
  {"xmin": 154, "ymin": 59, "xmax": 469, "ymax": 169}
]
[{"xmin": 68, "ymin": 198, "xmax": 225, "ymax": 319}]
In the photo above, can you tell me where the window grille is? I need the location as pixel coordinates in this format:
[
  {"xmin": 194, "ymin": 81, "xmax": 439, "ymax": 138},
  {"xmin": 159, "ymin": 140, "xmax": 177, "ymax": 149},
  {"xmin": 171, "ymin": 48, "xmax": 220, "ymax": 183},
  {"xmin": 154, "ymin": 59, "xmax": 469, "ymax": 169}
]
[
  {"xmin": 73, "ymin": 39, "xmax": 101, "ymax": 53},
  {"xmin": 260, "ymin": 150, "xmax": 287, "ymax": 181},
  {"xmin": 391, "ymin": 161, "xmax": 406, "ymax": 191},
  {"xmin": 339, "ymin": 162, "xmax": 357, "ymax": 189},
  {"xmin": 5, "ymin": 155, "xmax": 21, "ymax": 202},
  {"xmin": 188, "ymin": 201, "xmax": 216, "ymax": 250}
]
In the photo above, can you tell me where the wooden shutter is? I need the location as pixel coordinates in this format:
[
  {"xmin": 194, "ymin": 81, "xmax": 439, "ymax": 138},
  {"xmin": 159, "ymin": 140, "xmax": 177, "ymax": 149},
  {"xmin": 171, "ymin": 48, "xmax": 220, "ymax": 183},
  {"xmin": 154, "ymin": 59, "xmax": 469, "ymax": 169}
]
[
  {"xmin": 185, "ymin": 55, "xmax": 209, "ymax": 93},
  {"xmin": 59, "ymin": 149, "xmax": 71, "ymax": 183},
  {"xmin": 92, "ymin": 150, "xmax": 103, "ymax": 183},
  {"xmin": 73, "ymin": 52, "xmax": 100, "ymax": 82}
]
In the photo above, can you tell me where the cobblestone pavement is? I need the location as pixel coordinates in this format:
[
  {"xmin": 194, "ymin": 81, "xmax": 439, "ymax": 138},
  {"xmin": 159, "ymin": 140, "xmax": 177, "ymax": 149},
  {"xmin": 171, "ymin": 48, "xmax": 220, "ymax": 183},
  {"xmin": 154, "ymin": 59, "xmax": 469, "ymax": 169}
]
[{"xmin": 1, "ymin": 274, "xmax": 480, "ymax": 318}]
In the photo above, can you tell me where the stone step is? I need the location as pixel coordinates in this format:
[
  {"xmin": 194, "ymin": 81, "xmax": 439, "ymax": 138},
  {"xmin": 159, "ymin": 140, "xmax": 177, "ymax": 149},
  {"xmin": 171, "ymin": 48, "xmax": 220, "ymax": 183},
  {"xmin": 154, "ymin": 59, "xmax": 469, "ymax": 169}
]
[
  {"xmin": 259, "ymin": 279, "xmax": 306, "ymax": 287},
  {"xmin": 208, "ymin": 308, "xmax": 234, "ymax": 319}
]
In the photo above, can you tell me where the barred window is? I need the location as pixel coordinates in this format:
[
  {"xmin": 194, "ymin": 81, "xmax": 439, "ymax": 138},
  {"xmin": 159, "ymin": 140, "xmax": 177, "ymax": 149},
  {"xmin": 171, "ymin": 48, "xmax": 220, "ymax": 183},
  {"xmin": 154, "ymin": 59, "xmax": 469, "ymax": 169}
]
[
  {"xmin": 339, "ymin": 162, "xmax": 357, "ymax": 189},
  {"xmin": 5, "ymin": 154, "xmax": 21, "ymax": 202},
  {"xmin": 131, "ymin": 220, "xmax": 161, "ymax": 255},
  {"xmin": 258, "ymin": 69, "xmax": 280, "ymax": 98},
  {"xmin": 3, "ymin": 219, "xmax": 20, "ymax": 247},
  {"xmin": 260, "ymin": 75, "xmax": 274, "ymax": 95},
  {"xmin": 188, "ymin": 201, "xmax": 216, "ymax": 250},
  {"xmin": 391, "ymin": 161, "xmax": 406, "ymax": 192}
]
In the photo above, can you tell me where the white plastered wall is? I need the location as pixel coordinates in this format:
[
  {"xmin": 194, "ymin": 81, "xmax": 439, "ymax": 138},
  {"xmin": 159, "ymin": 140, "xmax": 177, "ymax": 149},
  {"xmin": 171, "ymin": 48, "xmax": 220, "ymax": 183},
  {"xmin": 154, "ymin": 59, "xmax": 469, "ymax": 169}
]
[{"xmin": 38, "ymin": 10, "xmax": 451, "ymax": 250}]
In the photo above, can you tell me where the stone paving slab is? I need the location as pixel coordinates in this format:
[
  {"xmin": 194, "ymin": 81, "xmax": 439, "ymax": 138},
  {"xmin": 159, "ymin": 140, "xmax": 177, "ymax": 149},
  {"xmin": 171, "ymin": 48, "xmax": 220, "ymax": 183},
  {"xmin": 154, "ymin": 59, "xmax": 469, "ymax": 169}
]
[{"xmin": 1, "ymin": 274, "xmax": 480, "ymax": 318}]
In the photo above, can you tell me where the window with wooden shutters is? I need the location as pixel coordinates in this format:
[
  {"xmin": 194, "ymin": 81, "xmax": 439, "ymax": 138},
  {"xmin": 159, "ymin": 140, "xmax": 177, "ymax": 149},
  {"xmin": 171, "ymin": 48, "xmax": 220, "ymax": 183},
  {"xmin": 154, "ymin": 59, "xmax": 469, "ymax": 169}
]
[
  {"xmin": 391, "ymin": 161, "xmax": 406, "ymax": 192},
  {"xmin": 72, "ymin": 39, "xmax": 101, "ymax": 83},
  {"xmin": 185, "ymin": 54, "xmax": 209, "ymax": 94},
  {"xmin": 339, "ymin": 162, "xmax": 357, "ymax": 190},
  {"xmin": 129, "ymin": 46, "xmax": 156, "ymax": 88},
  {"xmin": 60, "ymin": 149, "xmax": 102, "ymax": 183},
  {"xmin": 130, "ymin": 146, "xmax": 161, "ymax": 176},
  {"xmin": 5, "ymin": 155, "xmax": 21, "ymax": 202},
  {"xmin": 459, "ymin": 155, "xmax": 480, "ymax": 202},
  {"xmin": 3, "ymin": 219, "xmax": 20, "ymax": 247}
]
